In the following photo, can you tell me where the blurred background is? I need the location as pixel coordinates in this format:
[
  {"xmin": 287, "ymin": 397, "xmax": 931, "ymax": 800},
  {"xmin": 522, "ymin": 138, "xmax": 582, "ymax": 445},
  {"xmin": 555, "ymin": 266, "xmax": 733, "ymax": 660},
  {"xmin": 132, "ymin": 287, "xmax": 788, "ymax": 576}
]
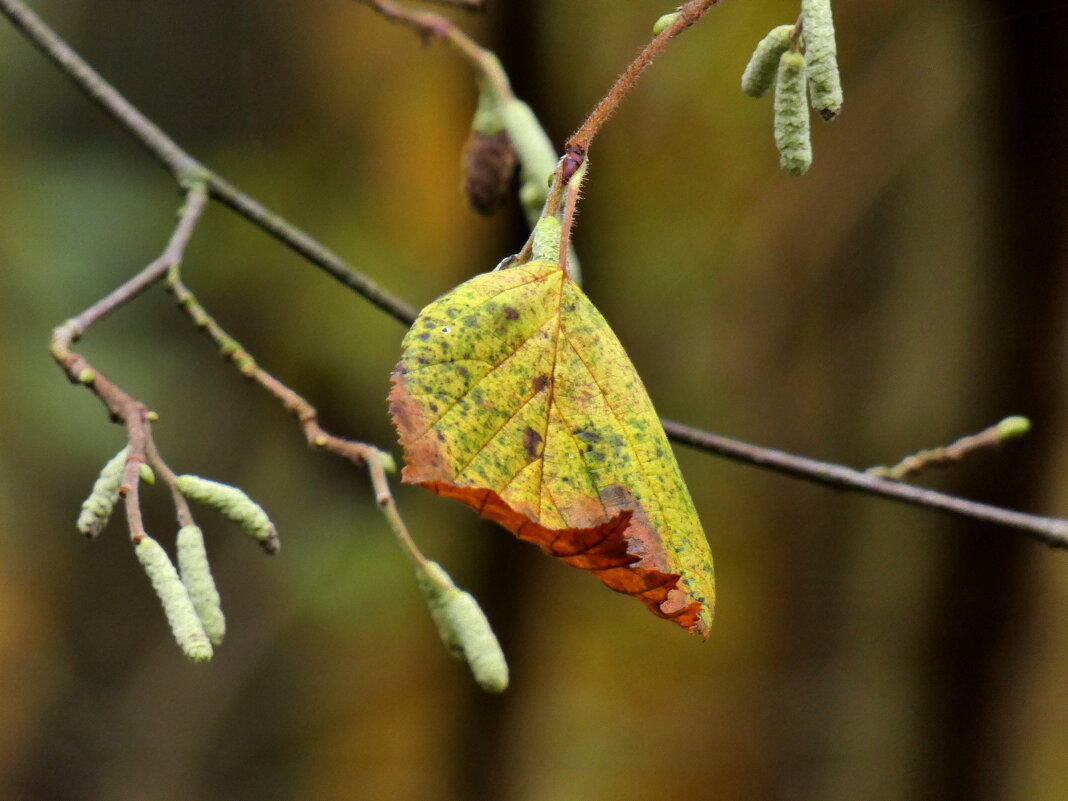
[{"xmin": 1, "ymin": 1, "xmax": 1066, "ymax": 799}]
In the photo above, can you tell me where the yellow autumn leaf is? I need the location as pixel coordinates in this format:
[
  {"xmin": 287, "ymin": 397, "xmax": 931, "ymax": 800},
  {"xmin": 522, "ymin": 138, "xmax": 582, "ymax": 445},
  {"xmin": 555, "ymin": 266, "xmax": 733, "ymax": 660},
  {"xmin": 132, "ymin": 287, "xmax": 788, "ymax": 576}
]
[{"xmin": 389, "ymin": 260, "xmax": 715, "ymax": 636}]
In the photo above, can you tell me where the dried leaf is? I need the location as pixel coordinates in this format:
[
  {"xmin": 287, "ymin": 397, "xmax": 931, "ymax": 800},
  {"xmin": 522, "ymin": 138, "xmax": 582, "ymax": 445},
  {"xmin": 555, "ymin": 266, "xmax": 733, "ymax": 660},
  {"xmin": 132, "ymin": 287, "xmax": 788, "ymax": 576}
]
[{"xmin": 390, "ymin": 260, "xmax": 715, "ymax": 636}]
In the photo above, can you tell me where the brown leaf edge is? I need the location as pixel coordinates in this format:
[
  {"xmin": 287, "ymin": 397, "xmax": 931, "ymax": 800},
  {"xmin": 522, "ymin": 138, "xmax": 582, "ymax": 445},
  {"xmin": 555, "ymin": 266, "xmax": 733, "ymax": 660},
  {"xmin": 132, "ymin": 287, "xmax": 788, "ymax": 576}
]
[{"xmin": 389, "ymin": 368, "xmax": 709, "ymax": 637}]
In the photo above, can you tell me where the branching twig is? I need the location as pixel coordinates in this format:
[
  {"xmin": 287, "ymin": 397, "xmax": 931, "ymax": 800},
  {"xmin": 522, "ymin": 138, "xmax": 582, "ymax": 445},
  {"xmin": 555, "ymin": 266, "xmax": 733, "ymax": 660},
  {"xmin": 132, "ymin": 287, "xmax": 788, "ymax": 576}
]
[
  {"xmin": 51, "ymin": 182, "xmax": 210, "ymax": 541},
  {"xmin": 6, "ymin": 0, "xmax": 1068, "ymax": 550},
  {"xmin": 166, "ymin": 266, "xmax": 440, "ymax": 577},
  {"xmin": 0, "ymin": 0, "xmax": 416, "ymax": 325}
]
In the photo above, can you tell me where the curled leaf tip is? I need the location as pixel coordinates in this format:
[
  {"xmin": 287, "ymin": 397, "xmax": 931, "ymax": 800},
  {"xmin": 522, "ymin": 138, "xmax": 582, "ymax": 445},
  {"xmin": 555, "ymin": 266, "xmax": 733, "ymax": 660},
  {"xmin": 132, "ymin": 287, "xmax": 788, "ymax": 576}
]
[
  {"xmin": 996, "ymin": 416, "xmax": 1031, "ymax": 441},
  {"xmin": 176, "ymin": 474, "xmax": 277, "ymax": 550},
  {"xmin": 417, "ymin": 561, "xmax": 509, "ymax": 693},
  {"xmin": 77, "ymin": 447, "xmax": 128, "ymax": 537},
  {"xmin": 652, "ymin": 12, "xmax": 680, "ymax": 36},
  {"xmin": 135, "ymin": 535, "xmax": 213, "ymax": 662}
]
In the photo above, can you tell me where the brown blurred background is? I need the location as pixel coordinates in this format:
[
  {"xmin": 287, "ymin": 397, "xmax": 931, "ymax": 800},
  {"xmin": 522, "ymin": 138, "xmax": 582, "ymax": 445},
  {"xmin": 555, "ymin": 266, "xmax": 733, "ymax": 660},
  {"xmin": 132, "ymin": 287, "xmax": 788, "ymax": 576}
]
[{"xmin": 1, "ymin": 1, "xmax": 1066, "ymax": 799}]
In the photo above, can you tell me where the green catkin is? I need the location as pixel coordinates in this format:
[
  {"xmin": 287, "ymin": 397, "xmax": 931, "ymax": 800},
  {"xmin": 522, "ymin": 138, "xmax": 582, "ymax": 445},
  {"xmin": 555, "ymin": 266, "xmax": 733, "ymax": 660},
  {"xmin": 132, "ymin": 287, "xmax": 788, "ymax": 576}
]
[
  {"xmin": 417, "ymin": 561, "xmax": 509, "ymax": 693},
  {"xmin": 176, "ymin": 525, "xmax": 226, "ymax": 646},
  {"xmin": 741, "ymin": 24, "xmax": 795, "ymax": 98},
  {"xmin": 175, "ymin": 475, "xmax": 279, "ymax": 553},
  {"xmin": 653, "ymin": 12, "xmax": 680, "ymax": 36},
  {"xmin": 77, "ymin": 447, "xmax": 128, "ymax": 537},
  {"xmin": 801, "ymin": 0, "xmax": 843, "ymax": 119},
  {"xmin": 774, "ymin": 51, "xmax": 813, "ymax": 176},
  {"xmin": 135, "ymin": 535, "xmax": 213, "ymax": 662}
]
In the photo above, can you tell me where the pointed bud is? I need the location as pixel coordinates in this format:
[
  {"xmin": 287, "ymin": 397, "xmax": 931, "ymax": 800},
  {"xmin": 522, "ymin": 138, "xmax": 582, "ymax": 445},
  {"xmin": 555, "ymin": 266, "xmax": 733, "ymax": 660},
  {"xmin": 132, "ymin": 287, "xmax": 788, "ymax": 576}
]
[
  {"xmin": 653, "ymin": 12, "xmax": 680, "ymax": 36},
  {"xmin": 996, "ymin": 416, "xmax": 1031, "ymax": 441}
]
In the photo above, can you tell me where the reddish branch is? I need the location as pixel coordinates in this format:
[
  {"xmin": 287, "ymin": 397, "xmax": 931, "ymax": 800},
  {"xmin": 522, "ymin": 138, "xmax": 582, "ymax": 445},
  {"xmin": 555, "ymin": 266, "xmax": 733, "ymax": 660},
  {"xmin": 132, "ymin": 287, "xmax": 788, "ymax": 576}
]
[
  {"xmin": 165, "ymin": 268, "xmax": 384, "ymax": 469},
  {"xmin": 567, "ymin": 0, "xmax": 723, "ymax": 154},
  {"xmin": 50, "ymin": 183, "xmax": 210, "ymax": 542}
]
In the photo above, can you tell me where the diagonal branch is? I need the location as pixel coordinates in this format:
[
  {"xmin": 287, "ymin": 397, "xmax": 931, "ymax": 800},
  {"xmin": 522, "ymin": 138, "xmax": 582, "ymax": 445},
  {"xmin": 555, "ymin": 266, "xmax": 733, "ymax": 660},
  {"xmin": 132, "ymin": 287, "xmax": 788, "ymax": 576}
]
[
  {"xmin": 0, "ymin": 0, "xmax": 416, "ymax": 324},
  {"xmin": 6, "ymin": 0, "xmax": 1068, "ymax": 549},
  {"xmin": 166, "ymin": 267, "xmax": 435, "ymax": 573},
  {"xmin": 663, "ymin": 420, "xmax": 1068, "ymax": 549}
]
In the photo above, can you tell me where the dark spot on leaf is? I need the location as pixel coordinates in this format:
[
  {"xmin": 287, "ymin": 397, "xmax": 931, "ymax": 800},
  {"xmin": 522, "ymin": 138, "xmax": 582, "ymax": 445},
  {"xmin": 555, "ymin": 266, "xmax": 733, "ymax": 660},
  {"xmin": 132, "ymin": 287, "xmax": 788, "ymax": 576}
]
[
  {"xmin": 533, "ymin": 375, "xmax": 549, "ymax": 393},
  {"xmin": 523, "ymin": 427, "xmax": 543, "ymax": 459},
  {"xmin": 457, "ymin": 366, "xmax": 470, "ymax": 379},
  {"xmin": 573, "ymin": 428, "xmax": 601, "ymax": 445},
  {"xmin": 429, "ymin": 403, "xmax": 439, "ymax": 413},
  {"xmin": 504, "ymin": 306, "xmax": 519, "ymax": 320},
  {"xmin": 417, "ymin": 332, "xmax": 431, "ymax": 341},
  {"xmin": 417, "ymin": 357, "xmax": 428, "ymax": 365}
]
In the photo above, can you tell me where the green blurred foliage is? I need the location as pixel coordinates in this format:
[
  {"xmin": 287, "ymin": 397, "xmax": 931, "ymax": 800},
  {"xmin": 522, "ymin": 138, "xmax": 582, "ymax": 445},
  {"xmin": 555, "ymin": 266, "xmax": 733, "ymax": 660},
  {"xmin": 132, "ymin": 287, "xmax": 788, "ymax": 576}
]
[{"xmin": 1, "ymin": 1, "xmax": 1066, "ymax": 800}]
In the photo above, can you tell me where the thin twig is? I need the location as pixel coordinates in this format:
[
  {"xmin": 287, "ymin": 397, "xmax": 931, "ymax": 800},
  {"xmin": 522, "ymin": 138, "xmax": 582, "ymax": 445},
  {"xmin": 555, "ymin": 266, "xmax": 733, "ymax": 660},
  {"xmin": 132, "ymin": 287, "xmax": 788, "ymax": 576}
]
[
  {"xmin": 566, "ymin": 0, "xmax": 723, "ymax": 155},
  {"xmin": 165, "ymin": 266, "xmax": 385, "ymax": 468},
  {"xmin": 51, "ymin": 183, "xmax": 210, "ymax": 542},
  {"xmin": 0, "ymin": 0, "xmax": 416, "ymax": 325},
  {"xmin": 6, "ymin": 0, "xmax": 1068, "ymax": 548},
  {"xmin": 663, "ymin": 419, "xmax": 1068, "ymax": 549},
  {"xmin": 166, "ymin": 267, "xmax": 437, "ymax": 575},
  {"xmin": 356, "ymin": 0, "xmax": 513, "ymax": 99},
  {"xmin": 867, "ymin": 416, "xmax": 1031, "ymax": 481}
]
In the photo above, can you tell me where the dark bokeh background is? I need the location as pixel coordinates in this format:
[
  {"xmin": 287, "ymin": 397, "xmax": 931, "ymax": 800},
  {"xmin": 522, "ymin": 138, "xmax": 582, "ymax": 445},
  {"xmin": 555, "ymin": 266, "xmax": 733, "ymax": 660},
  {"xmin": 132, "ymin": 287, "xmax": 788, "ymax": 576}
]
[{"xmin": 1, "ymin": 1, "xmax": 1066, "ymax": 799}]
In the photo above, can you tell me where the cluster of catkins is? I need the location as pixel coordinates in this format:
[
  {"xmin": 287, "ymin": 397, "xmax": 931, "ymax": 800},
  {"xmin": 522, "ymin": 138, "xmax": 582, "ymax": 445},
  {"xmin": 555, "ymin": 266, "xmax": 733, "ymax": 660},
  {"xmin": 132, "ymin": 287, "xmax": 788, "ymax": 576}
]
[
  {"xmin": 77, "ymin": 449, "xmax": 509, "ymax": 690},
  {"xmin": 77, "ymin": 448, "xmax": 277, "ymax": 662},
  {"xmin": 741, "ymin": 0, "xmax": 843, "ymax": 176}
]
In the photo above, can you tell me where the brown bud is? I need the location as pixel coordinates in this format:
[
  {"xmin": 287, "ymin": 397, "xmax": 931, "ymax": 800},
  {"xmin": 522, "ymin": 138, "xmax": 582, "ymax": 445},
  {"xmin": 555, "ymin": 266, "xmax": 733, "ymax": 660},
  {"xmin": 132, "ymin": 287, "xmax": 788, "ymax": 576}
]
[{"xmin": 462, "ymin": 130, "xmax": 517, "ymax": 216}]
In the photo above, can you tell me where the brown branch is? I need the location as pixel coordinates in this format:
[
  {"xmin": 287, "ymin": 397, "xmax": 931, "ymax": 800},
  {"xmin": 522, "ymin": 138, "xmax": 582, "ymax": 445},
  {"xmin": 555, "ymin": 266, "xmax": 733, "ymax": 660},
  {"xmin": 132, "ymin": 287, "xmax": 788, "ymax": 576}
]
[
  {"xmin": 6, "ymin": 0, "xmax": 1068, "ymax": 549},
  {"xmin": 867, "ymin": 417, "xmax": 1031, "ymax": 481},
  {"xmin": 165, "ymin": 266, "xmax": 437, "ymax": 570},
  {"xmin": 165, "ymin": 267, "xmax": 387, "ymax": 471},
  {"xmin": 0, "ymin": 0, "xmax": 417, "ymax": 325},
  {"xmin": 566, "ymin": 0, "xmax": 723, "ymax": 154},
  {"xmin": 51, "ymin": 182, "xmax": 210, "ymax": 542},
  {"xmin": 663, "ymin": 419, "xmax": 1068, "ymax": 549},
  {"xmin": 355, "ymin": 0, "xmax": 513, "ymax": 99}
]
